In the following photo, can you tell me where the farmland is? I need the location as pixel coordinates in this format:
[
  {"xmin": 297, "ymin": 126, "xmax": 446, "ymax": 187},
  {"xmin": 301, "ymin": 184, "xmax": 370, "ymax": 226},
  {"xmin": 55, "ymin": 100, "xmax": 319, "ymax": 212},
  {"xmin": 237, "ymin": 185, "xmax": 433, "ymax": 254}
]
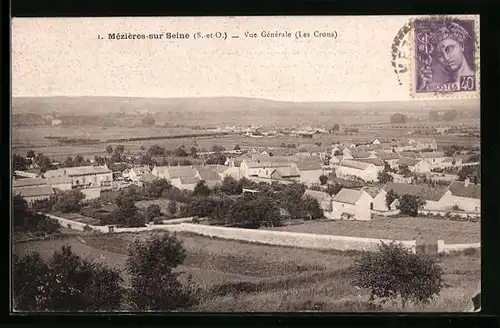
[
  {"xmin": 13, "ymin": 230, "xmax": 480, "ymax": 312},
  {"xmin": 264, "ymin": 216, "xmax": 480, "ymax": 244},
  {"xmin": 12, "ymin": 122, "xmax": 479, "ymax": 160}
]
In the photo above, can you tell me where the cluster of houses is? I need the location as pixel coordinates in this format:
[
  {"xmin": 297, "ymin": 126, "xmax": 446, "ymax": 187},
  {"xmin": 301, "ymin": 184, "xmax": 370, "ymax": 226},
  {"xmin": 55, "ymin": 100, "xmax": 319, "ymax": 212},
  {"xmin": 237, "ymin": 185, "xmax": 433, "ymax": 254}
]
[
  {"xmin": 13, "ymin": 136, "xmax": 480, "ymax": 221},
  {"xmin": 301, "ymin": 179, "xmax": 480, "ymax": 221}
]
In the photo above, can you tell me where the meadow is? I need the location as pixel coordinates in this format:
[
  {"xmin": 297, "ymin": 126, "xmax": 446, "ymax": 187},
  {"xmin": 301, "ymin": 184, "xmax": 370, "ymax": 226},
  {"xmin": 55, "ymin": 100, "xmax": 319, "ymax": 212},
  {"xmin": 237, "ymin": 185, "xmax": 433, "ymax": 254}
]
[
  {"xmin": 14, "ymin": 228, "xmax": 480, "ymax": 312},
  {"xmin": 264, "ymin": 216, "xmax": 480, "ymax": 244}
]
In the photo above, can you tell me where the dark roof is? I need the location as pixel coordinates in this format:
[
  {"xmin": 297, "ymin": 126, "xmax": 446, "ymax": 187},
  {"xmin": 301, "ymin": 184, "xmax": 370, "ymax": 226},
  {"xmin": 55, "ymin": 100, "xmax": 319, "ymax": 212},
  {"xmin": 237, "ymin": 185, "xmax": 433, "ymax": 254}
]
[
  {"xmin": 398, "ymin": 157, "xmax": 422, "ymax": 167},
  {"xmin": 296, "ymin": 161, "xmax": 323, "ymax": 171},
  {"xmin": 448, "ymin": 181, "xmax": 480, "ymax": 199},
  {"xmin": 420, "ymin": 151, "xmax": 446, "ymax": 159},
  {"xmin": 351, "ymin": 151, "xmax": 372, "ymax": 159},
  {"xmin": 12, "ymin": 178, "xmax": 47, "ymax": 188},
  {"xmin": 399, "ymin": 152, "xmax": 418, "ymax": 158},
  {"xmin": 13, "ymin": 185, "xmax": 55, "ymax": 198},
  {"xmin": 376, "ymin": 152, "xmax": 400, "ymax": 161},
  {"xmin": 333, "ymin": 188, "xmax": 364, "ymax": 204},
  {"xmin": 354, "ymin": 158, "xmax": 385, "ymax": 167},
  {"xmin": 382, "ymin": 182, "xmax": 447, "ymax": 201},
  {"xmin": 195, "ymin": 167, "xmax": 222, "ymax": 182}
]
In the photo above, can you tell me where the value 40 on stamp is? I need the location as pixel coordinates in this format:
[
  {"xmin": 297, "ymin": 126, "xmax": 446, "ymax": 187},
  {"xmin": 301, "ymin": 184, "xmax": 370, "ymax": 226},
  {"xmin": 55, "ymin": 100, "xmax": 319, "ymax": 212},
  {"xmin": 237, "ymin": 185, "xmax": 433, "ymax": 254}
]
[{"xmin": 412, "ymin": 16, "xmax": 479, "ymax": 98}]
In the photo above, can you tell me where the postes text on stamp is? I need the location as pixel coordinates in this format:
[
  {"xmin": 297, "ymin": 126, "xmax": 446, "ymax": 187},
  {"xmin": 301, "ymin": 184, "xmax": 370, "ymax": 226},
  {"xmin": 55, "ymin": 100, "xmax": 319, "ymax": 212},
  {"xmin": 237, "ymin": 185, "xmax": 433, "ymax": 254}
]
[{"xmin": 413, "ymin": 17, "xmax": 478, "ymax": 98}]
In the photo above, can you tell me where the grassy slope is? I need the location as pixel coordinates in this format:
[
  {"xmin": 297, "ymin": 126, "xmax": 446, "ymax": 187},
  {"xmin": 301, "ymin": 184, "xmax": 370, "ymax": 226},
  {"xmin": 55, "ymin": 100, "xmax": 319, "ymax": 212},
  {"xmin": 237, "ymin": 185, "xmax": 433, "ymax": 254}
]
[
  {"xmin": 265, "ymin": 216, "xmax": 480, "ymax": 244},
  {"xmin": 13, "ymin": 230, "xmax": 480, "ymax": 312}
]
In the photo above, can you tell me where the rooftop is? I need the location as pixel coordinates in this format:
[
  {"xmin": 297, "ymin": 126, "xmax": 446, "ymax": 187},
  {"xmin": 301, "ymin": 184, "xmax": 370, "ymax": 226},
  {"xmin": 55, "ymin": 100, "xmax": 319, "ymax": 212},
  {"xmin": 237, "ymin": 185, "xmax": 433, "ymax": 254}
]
[
  {"xmin": 302, "ymin": 189, "xmax": 332, "ymax": 201},
  {"xmin": 333, "ymin": 188, "xmax": 364, "ymax": 205},
  {"xmin": 382, "ymin": 182, "xmax": 447, "ymax": 201},
  {"xmin": 12, "ymin": 178, "xmax": 47, "ymax": 188},
  {"xmin": 13, "ymin": 185, "xmax": 55, "ymax": 198}
]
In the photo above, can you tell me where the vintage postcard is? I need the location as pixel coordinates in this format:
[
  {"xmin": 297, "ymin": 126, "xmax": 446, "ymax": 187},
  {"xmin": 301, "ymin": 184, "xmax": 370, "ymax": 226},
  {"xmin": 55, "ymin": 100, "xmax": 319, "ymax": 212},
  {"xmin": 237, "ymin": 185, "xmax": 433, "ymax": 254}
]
[{"xmin": 11, "ymin": 16, "xmax": 480, "ymax": 313}]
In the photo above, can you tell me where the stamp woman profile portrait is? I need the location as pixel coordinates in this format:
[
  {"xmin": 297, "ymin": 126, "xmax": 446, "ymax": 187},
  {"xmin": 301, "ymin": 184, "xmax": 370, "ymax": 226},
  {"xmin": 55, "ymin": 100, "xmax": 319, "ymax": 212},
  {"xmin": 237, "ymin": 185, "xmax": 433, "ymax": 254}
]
[{"xmin": 415, "ymin": 19, "xmax": 477, "ymax": 94}]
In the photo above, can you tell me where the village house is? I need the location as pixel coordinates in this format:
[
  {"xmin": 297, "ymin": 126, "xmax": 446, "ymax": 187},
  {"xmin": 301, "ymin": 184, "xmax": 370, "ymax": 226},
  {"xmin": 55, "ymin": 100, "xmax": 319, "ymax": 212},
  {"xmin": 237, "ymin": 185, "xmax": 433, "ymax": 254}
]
[
  {"xmin": 43, "ymin": 165, "xmax": 113, "ymax": 191},
  {"xmin": 302, "ymin": 189, "xmax": 333, "ymax": 212},
  {"xmin": 124, "ymin": 166, "xmax": 152, "ymax": 184},
  {"xmin": 257, "ymin": 166, "xmax": 301, "ymax": 182},
  {"xmin": 12, "ymin": 177, "xmax": 47, "ymax": 189},
  {"xmin": 155, "ymin": 166, "xmax": 198, "ymax": 186},
  {"xmin": 335, "ymin": 159, "xmax": 383, "ymax": 182},
  {"xmin": 137, "ymin": 172, "xmax": 158, "ymax": 187},
  {"xmin": 331, "ymin": 188, "xmax": 373, "ymax": 221},
  {"xmin": 14, "ymin": 168, "xmax": 42, "ymax": 179},
  {"xmin": 437, "ymin": 179, "xmax": 480, "ymax": 214},
  {"xmin": 220, "ymin": 167, "xmax": 241, "ymax": 180},
  {"xmin": 13, "ymin": 185, "xmax": 56, "ymax": 205},
  {"xmin": 371, "ymin": 182, "xmax": 448, "ymax": 213},
  {"xmin": 413, "ymin": 138, "xmax": 438, "ymax": 150},
  {"xmin": 296, "ymin": 160, "xmax": 325, "ymax": 185},
  {"xmin": 397, "ymin": 157, "xmax": 432, "ymax": 174},
  {"xmin": 46, "ymin": 176, "xmax": 73, "ymax": 191},
  {"xmin": 194, "ymin": 166, "xmax": 223, "ymax": 188},
  {"xmin": 350, "ymin": 150, "xmax": 377, "ymax": 160},
  {"xmin": 420, "ymin": 151, "xmax": 448, "ymax": 166},
  {"xmin": 376, "ymin": 152, "xmax": 400, "ymax": 167}
]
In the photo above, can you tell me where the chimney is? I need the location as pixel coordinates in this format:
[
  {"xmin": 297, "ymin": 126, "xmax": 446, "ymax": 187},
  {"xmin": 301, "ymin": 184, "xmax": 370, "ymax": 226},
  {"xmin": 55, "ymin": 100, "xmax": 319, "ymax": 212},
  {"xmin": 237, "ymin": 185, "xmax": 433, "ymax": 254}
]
[{"xmin": 464, "ymin": 178, "xmax": 470, "ymax": 187}]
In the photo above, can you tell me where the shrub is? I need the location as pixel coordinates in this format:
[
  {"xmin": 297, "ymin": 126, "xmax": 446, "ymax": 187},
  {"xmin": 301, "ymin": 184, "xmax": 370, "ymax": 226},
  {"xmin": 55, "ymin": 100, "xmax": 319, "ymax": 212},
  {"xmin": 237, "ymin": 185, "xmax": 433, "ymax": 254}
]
[
  {"xmin": 352, "ymin": 242, "xmax": 445, "ymax": 309},
  {"xmin": 126, "ymin": 232, "xmax": 199, "ymax": 311},
  {"xmin": 13, "ymin": 246, "xmax": 123, "ymax": 311}
]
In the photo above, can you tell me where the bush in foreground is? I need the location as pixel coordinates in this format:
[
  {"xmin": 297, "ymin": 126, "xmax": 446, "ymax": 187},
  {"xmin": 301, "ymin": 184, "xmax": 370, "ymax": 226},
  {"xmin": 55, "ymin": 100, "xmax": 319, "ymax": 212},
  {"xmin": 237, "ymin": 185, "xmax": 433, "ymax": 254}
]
[
  {"xmin": 13, "ymin": 246, "xmax": 123, "ymax": 311},
  {"xmin": 126, "ymin": 232, "xmax": 199, "ymax": 311},
  {"xmin": 352, "ymin": 242, "xmax": 445, "ymax": 309}
]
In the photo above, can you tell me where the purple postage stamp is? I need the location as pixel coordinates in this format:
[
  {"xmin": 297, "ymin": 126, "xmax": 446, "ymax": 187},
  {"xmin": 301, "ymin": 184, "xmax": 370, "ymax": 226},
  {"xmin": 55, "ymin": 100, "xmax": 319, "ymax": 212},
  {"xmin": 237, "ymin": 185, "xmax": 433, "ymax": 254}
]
[{"xmin": 413, "ymin": 18, "xmax": 477, "ymax": 95}]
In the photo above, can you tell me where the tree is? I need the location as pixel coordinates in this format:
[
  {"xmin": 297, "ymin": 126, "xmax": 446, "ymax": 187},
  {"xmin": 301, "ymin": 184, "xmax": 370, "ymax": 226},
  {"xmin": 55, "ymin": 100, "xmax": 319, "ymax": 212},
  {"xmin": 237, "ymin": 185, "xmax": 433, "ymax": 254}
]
[
  {"xmin": 115, "ymin": 145, "xmax": 125, "ymax": 154},
  {"xmin": 33, "ymin": 153, "xmax": 53, "ymax": 173},
  {"xmin": 334, "ymin": 150, "xmax": 342, "ymax": 156},
  {"xmin": 397, "ymin": 194, "xmax": 426, "ymax": 217},
  {"xmin": 301, "ymin": 196, "xmax": 324, "ymax": 220},
  {"xmin": 333, "ymin": 124, "xmax": 340, "ymax": 132},
  {"xmin": 352, "ymin": 242, "xmax": 445, "ymax": 309},
  {"xmin": 390, "ymin": 113, "xmax": 408, "ymax": 124},
  {"xmin": 148, "ymin": 145, "xmax": 165, "ymax": 157},
  {"xmin": 173, "ymin": 146, "xmax": 189, "ymax": 157},
  {"xmin": 442, "ymin": 110, "xmax": 458, "ymax": 121},
  {"xmin": 142, "ymin": 115, "xmax": 156, "ymax": 126},
  {"xmin": 206, "ymin": 152, "xmax": 227, "ymax": 165},
  {"xmin": 13, "ymin": 154, "xmax": 29, "ymax": 171},
  {"xmin": 226, "ymin": 194, "xmax": 281, "ymax": 228},
  {"xmin": 54, "ymin": 189, "xmax": 86, "ymax": 213},
  {"xmin": 319, "ymin": 175, "xmax": 328, "ymax": 185},
  {"xmin": 114, "ymin": 202, "xmax": 145, "ymax": 227},
  {"xmin": 234, "ymin": 144, "xmax": 241, "ymax": 150},
  {"xmin": 27, "ymin": 150, "xmax": 36, "ymax": 159},
  {"xmin": 385, "ymin": 190, "xmax": 399, "ymax": 210},
  {"xmin": 73, "ymin": 154, "xmax": 85, "ymax": 167},
  {"xmin": 398, "ymin": 164, "xmax": 412, "ymax": 178},
  {"xmin": 13, "ymin": 246, "xmax": 123, "ymax": 311},
  {"xmin": 220, "ymin": 176, "xmax": 243, "ymax": 195},
  {"xmin": 189, "ymin": 147, "xmax": 198, "ymax": 158},
  {"xmin": 144, "ymin": 179, "xmax": 172, "ymax": 198},
  {"xmin": 326, "ymin": 183, "xmax": 342, "ymax": 196},
  {"xmin": 105, "ymin": 145, "xmax": 113, "ymax": 154},
  {"xmin": 168, "ymin": 201, "xmax": 178, "ymax": 215},
  {"xmin": 145, "ymin": 204, "xmax": 162, "ymax": 222},
  {"xmin": 193, "ymin": 180, "xmax": 211, "ymax": 197},
  {"xmin": 377, "ymin": 170, "xmax": 394, "ymax": 184},
  {"xmin": 212, "ymin": 145, "xmax": 226, "ymax": 152},
  {"xmin": 126, "ymin": 233, "xmax": 198, "ymax": 311}
]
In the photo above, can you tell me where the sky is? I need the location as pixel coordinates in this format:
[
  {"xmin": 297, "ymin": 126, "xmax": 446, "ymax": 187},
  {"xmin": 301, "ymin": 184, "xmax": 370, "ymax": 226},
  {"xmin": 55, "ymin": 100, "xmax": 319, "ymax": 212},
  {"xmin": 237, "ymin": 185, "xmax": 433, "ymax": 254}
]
[{"xmin": 11, "ymin": 16, "xmax": 479, "ymax": 102}]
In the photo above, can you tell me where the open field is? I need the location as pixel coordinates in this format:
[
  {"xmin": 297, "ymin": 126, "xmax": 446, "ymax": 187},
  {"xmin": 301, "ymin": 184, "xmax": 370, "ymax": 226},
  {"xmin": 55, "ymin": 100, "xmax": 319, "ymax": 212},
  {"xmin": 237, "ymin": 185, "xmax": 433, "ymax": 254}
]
[
  {"xmin": 12, "ymin": 125, "xmax": 480, "ymax": 160},
  {"xmin": 264, "ymin": 216, "xmax": 480, "ymax": 244},
  {"xmin": 13, "ymin": 230, "xmax": 480, "ymax": 312}
]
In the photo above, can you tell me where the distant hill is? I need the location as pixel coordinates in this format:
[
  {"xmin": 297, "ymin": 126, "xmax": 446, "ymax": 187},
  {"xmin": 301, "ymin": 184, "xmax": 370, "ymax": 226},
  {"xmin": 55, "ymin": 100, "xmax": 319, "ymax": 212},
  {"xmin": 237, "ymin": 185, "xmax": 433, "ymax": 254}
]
[{"xmin": 12, "ymin": 96, "xmax": 480, "ymax": 116}]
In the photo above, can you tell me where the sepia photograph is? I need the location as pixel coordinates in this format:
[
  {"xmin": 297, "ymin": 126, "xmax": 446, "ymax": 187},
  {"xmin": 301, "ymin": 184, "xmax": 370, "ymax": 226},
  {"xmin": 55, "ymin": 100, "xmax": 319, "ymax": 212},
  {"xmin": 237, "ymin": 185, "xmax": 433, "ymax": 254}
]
[{"xmin": 11, "ymin": 16, "xmax": 480, "ymax": 313}]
